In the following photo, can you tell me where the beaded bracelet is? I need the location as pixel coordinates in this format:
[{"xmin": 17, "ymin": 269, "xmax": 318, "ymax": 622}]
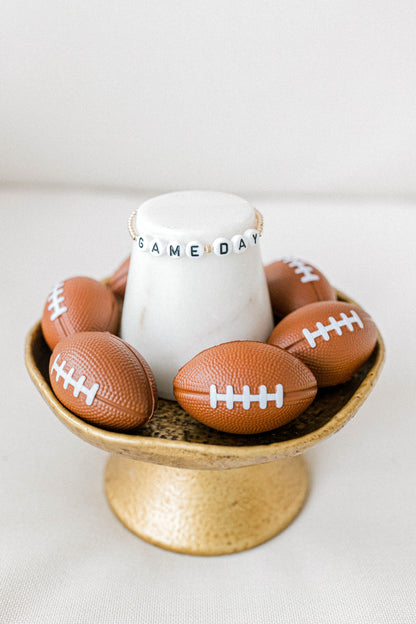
[{"xmin": 128, "ymin": 208, "xmax": 264, "ymax": 258}]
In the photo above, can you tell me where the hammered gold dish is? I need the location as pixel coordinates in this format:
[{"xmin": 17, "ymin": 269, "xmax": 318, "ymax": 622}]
[{"xmin": 25, "ymin": 290, "xmax": 384, "ymax": 556}]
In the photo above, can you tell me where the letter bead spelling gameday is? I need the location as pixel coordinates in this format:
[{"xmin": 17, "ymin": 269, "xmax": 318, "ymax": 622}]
[
  {"xmin": 128, "ymin": 208, "xmax": 264, "ymax": 259},
  {"xmin": 173, "ymin": 341, "xmax": 317, "ymax": 434},
  {"xmin": 136, "ymin": 230, "xmax": 259, "ymax": 258},
  {"xmin": 267, "ymin": 301, "xmax": 378, "ymax": 387}
]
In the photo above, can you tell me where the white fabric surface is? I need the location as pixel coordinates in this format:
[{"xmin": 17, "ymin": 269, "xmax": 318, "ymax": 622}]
[{"xmin": 1, "ymin": 187, "xmax": 415, "ymax": 624}]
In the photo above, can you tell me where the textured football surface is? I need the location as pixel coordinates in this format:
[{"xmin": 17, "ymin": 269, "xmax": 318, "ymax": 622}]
[
  {"xmin": 49, "ymin": 332, "xmax": 157, "ymax": 431},
  {"xmin": 265, "ymin": 257, "xmax": 336, "ymax": 317},
  {"xmin": 109, "ymin": 256, "xmax": 131, "ymax": 298},
  {"xmin": 267, "ymin": 301, "xmax": 377, "ymax": 387},
  {"xmin": 41, "ymin": 276, "xmax": 120, "ymax": 350},
  {"xmin": 173, "ymin": 341, "xmax": 317, "ymax": 435}
]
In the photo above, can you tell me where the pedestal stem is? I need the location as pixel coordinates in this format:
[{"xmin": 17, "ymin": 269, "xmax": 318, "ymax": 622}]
[{"xmin": 105, "ymin": 454, "xmax": 308, "ymax": 556}]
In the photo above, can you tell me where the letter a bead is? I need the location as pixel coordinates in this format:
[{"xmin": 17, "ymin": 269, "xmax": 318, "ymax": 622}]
[
  {"xmin": 231, "ymin": 234, "xmax": 248, "ymax": 254},
  {"xmin": 150, "ymin": 239, "xmax": 166, "ymax": 256}
]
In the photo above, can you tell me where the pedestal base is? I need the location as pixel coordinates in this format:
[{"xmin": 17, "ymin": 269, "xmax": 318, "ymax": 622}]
[
  {"xmin": 105, "ymin": 455, "xmax": 309, "ymax": 556},
  {"xmin": 25, "ymin": 304, "xmax": 384, "ymax": 555}
]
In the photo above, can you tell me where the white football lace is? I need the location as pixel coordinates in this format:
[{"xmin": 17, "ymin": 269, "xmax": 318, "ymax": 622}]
[
  {"xmin": 47, "ymin": 281, "xmax": 68, "ymax": 321},
  {"xmin": 210, "ymin": 384, "xmax": 284, "ymax": 410},
  {"xmin": 302, "ymin": 310, "xmax": 364, "ymax": 348},
  {"xmin": 282, "ymin": 257, "xmax": 320, "ymax": 283},
  {"xmin": 51, "ymin": 354, "xmax": 99, "ymax": 406}
]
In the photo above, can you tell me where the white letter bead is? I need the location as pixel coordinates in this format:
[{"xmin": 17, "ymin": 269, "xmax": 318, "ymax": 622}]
[
  {"xmin": 167, "ymin": 241, "xmax": 185, "ymax": 258},
  {"xmin": 149, "ymin": 238, "xmax": 166, "ymax": 256},
  {"xmin": 186, "ymin": 241, "xmax": 205, "ymax": 258},
  {"xmin": 137, "ymin": 235, "xmax": 150, "ymax": 251},
  {"xmin": 213, "ymin": 237, "xmax": 232, "ymax": 256},
  {"xmin": 231, "ymin": 234, "xmax": 248, "ymax": 254},
  {"xmin": 244, "ymin": 229, "xmax": 259, "ymax": 247}
]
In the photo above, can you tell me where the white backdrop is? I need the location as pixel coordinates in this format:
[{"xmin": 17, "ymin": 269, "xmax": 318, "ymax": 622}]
[
  {"xmin": 2, "ymin": 4, "xmax": 416, "ymax": 620},
  {"xmin": 1, "ymin": 1, "xmax": 416, "ymax": 194},
  {"xmin": 1, "ymin": 189, "xmax": 415, "ymax": 624}
]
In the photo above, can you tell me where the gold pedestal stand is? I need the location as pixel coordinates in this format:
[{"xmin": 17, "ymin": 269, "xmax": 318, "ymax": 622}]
[
  {"xmin": 25, "ymin": 291, "xmax": 384, "ymax": 556},
  {"xmin": 105, "ymin": 455, "xmax": 308, "ymax": 555}
]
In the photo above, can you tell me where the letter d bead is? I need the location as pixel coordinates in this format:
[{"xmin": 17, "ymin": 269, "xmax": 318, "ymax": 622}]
[{"xmin": 213, "ymin": 238, "xmax": 232, "ymax": 256}]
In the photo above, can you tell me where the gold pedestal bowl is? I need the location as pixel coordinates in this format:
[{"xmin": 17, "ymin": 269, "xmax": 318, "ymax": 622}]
[{"xmin": 25, "ymin": 291, "xmax": 384, "ymax": 556}]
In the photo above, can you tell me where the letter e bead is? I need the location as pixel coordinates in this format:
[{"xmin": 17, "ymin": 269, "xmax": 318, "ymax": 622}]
[{"xmin": 186, "ymin": 241, "xmax": 205, "ymax": 258}]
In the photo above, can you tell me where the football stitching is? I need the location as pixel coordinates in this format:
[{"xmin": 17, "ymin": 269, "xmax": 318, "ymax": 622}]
[
  {"xmin": 210, "ymin": 384, "xmax": 284, "ymax": 410},
  {"xmin": 302, "ymin": 310, "xmax": 364, "ymax": 348},
  {"xmin": 94, "ymin": 394, "xmax": 149, "ymax": 418},
  {"xmin": 51, "ymin": 353, "xmax": 99, "ymax": 406},
  {"xmin": 283, "ymin": 257, "xmax": 320, "ymax": 284},
  {"xmin": 47, "ymin": 281, "xmax": 68, "ymax": 321}
]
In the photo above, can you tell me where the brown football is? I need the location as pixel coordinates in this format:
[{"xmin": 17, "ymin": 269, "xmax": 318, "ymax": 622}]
[
  {"xmin": 49, "ymin": 332, "xmax": 157, "ymax": 431},
  {"xmin": 41, "ymin": 276, "xmax": 120, "ymax": 350},
  {"xmin": 267, "ymin": 301, "xmax": 378, "ymax": 387},
  {"xmin": 173, "ymin": 341, "xmax": 317, "ymax": 435},
  {"xmin": 265, "ymin": 257, "xmax": 336, "ymax": 317},
  {"xmin": 109, "ymin": 256, "xmax": 131, "ymax": 298}
]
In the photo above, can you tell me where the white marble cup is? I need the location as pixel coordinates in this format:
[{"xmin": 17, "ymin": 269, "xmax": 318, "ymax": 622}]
[{"xmin": 121, "ymin": 191, "xmax": 274, "ymax": 399}]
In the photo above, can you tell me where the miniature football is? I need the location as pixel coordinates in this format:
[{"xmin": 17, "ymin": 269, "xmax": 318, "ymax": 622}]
[
  {"xmin": 267, "ymin": 301, "xmax": 378, "ymax": 387},
  {"xmin": 41, "ymin": 276, "xmax": 120, "ymax": 350},
  {"xmin": 109, "ymin": 256, "xmax": 130, "ymax": 298},
  {"xmin": 173, "ymin": 341, "xmax": 317, "ymax": 435},
  {"xmin": 49, "ymin": 332, "xmax": 157, "ymax": 431},
  {"xmin": 265, "ymin": 257, "xmax": 336, "ymax": 318}
]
